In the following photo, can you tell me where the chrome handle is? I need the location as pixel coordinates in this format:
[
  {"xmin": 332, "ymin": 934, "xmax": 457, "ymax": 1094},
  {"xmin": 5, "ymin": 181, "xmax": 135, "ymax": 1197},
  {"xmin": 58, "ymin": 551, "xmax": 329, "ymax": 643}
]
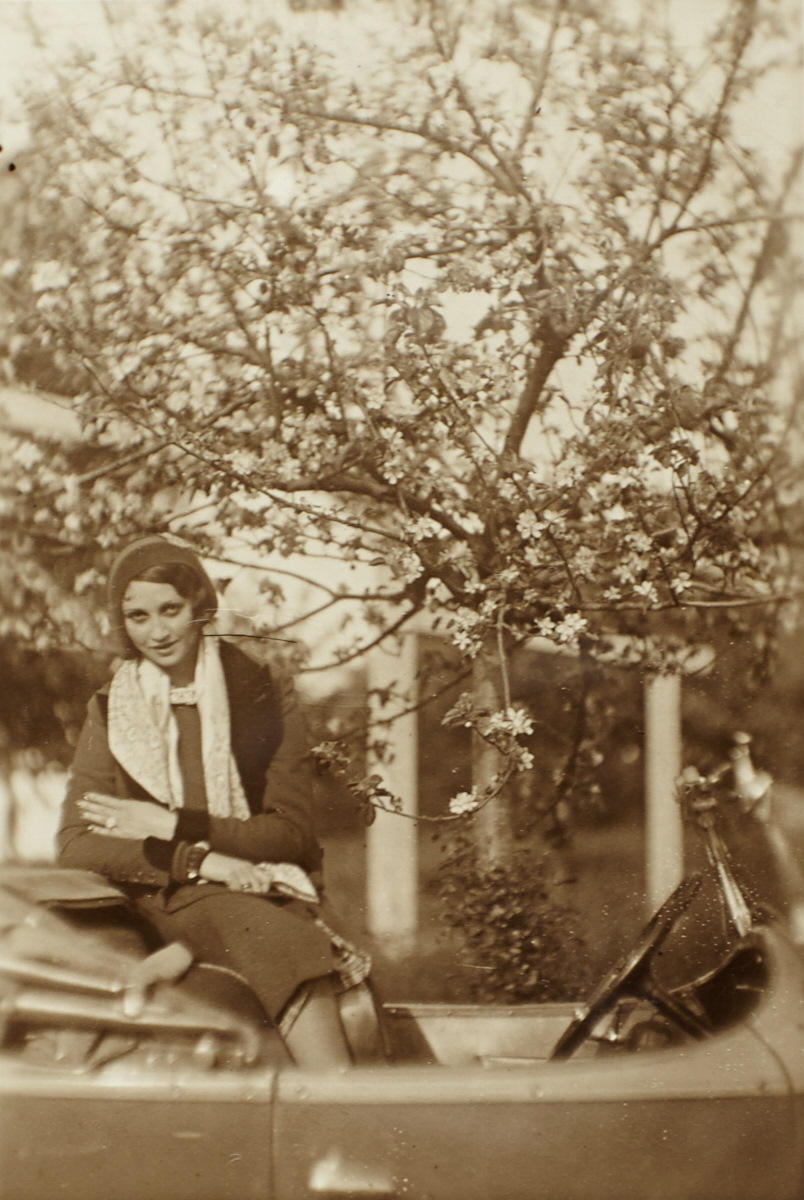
[{"xmin": 309, "ymin": 1150, "xmax": 396, "ymax": 1197}]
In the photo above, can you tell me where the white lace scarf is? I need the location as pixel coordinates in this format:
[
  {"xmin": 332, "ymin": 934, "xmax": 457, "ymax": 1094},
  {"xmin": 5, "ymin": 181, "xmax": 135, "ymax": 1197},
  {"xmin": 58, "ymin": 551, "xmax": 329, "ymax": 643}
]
[{"xmin": 107, "ymin": 632, "xmax": 251, "ymax": 819}]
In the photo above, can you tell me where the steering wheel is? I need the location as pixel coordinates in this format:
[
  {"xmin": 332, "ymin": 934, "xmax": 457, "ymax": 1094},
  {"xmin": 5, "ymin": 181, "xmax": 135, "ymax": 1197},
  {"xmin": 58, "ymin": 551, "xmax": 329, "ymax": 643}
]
[{"xmin": 550, "ymin": 873, "xmax": 706, "ymax": 1061}]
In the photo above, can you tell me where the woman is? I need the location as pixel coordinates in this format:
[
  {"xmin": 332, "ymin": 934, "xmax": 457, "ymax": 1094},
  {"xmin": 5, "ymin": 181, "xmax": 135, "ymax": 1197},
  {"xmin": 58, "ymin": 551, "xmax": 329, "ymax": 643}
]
[{"xmin": 58, "ymin": 534, "xmax": 370, "ymax": 1067}]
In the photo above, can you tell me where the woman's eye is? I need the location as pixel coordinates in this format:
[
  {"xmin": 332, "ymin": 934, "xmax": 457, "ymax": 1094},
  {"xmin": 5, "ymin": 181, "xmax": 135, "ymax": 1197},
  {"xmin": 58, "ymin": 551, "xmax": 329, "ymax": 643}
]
[
  {"xmin": 163, "ymin": 605, "xmax": 181, "ymax": 616},
  {"xmin": 124, "ymin": 613, "xmax": 146, "ymax": 624}
]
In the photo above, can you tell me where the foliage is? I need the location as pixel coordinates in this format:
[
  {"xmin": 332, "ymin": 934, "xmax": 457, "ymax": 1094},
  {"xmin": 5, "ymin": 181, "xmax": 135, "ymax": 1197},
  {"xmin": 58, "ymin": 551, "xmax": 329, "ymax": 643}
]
[
  {"xmin": 0, "ymin": 639, "xmax": 105, "ymax": 765},
  {"xmin": 0, "ymin": 0, "xmax": 801, "ymax": 827},
  {"xmin": 437, "ymin": 834, "xmax": 591, "ymax": 1001}
]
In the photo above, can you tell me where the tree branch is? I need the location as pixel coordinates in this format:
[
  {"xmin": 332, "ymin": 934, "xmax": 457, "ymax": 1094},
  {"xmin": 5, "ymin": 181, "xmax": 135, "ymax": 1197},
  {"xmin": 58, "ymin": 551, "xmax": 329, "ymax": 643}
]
[
  {"xmin": 514, "ymin": 0, "xmax": 565, "ymax": 157},
  {"xmin": 503, "ymin": 320, "xmax": 569, "ymax": 456},
  {"xmin": 714, "ymin": 146, "xmax": 803, "ymax": 382}
]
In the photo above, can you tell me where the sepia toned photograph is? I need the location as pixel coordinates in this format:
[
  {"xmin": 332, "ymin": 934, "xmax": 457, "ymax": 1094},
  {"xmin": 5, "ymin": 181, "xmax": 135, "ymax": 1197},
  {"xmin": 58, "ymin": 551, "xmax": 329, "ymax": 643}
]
[{"xmin": 0, "ymin": 1, "xmax": 802, "ymax": 1196}]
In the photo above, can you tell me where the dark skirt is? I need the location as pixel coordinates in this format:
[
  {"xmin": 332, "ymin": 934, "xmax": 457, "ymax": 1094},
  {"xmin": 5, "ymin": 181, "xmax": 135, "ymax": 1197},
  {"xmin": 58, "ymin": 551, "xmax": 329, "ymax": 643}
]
[{"xmin": 134, "ymin": 882, "xmax": 370, "ymax": 1026}]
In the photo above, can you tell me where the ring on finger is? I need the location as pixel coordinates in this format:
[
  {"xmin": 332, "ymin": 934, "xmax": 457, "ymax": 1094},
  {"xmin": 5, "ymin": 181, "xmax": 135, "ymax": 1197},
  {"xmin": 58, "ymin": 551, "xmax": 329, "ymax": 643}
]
[{"xmin": 105, "ymin": 816, "xmax": 117, "ymax": 830}]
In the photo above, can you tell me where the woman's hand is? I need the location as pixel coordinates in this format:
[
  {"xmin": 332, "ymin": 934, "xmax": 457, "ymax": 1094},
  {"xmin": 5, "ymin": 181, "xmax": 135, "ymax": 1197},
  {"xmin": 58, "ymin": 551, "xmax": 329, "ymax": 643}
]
[
  {"xmin": 79, "ymin": 793, "xmax": 178, "ymax": 842},
  {"xmin": 198, "ymin": 855, "xmax": 318, "ymax": 902},
  {"xmin": 200, "ymin": 851, "xmax": 272, "ymax": 893}
]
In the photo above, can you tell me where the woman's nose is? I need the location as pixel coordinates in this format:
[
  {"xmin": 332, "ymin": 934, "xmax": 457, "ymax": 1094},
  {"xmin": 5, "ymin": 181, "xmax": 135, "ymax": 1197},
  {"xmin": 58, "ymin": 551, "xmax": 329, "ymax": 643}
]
[{"xmin": 149, "ymin": 617, "xmax": 170, "ymax": 641}]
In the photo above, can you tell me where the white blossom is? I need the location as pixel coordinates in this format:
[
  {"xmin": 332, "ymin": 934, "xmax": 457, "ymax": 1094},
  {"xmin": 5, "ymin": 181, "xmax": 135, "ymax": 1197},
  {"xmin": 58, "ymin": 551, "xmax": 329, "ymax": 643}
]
[
  {"xmin": 514, "ymin": 748, "xmax": 535, "ymax": 772},
  {"xmin": 486, "ymin": 706, "xmax": 534, "ymax": 737},
  {"xmin": 633, "ymin": 580, "xmax": 659, "ymax": 604},
  {"xmin": 409, "ymin": 515, "xmax": 443, "ymax": 543},
  {"xmin": 627, "ymin": 531, "xmax": 652, "ymax": 554},
  {"xmin": 572, "ymin": 546, "xmax": 596, "ymax": 576},
  {"xmin": 516, "ymin": 510, "xmax": 546, "ymax": 540},
  {"xmin": 74, "ymin": 568, "xmax": 101, "ymax": 595},
  {"xmin": 12, "ymin": 442, "xmax": 44, "ymax": 469},
  {"xmin": 31, "ymin": 260, "xmax": 70, "ymax": 293},
  {"xmin": 451, "ymin": 626, "xmax": 482, "ymax": 656},
  {"xmin": 554, "ymin": 612, "xmax": 588, "ymax": 642},
  {"xmin": 449, "ymin": 790, "xmax": 480, "ymax": 815}
]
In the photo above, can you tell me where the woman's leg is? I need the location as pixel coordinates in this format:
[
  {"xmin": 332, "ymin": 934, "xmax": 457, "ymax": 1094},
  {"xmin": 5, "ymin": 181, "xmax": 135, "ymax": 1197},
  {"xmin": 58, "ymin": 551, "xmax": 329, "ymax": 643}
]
[{"xmin": 283, "ymin": 975, "xmax": 352, "ymax": 1068}]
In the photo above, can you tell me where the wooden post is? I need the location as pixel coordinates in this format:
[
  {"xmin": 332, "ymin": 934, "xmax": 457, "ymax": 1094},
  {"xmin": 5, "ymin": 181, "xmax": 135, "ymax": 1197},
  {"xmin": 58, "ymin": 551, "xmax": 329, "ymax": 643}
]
[
  {"xmin": 644, "ymin": 671, "xmax": 684, "ymax": 912},
  {"xmin": 365, "ymin": 633, "xmax": 419, "ymax": 952}
]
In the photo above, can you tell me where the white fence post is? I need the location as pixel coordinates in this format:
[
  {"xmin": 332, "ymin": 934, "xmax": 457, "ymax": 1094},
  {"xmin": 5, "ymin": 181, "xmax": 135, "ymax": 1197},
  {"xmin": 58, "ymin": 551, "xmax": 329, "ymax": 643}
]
[
  {"xmin": 644, "ymin": 671, "xmax": 684, "ymax": 912},
  {"xmin": 472, "ymin": 648, "xmax": 511, "ymax": 869},
  {"xmin": 365, "ymin": 632, "xmax": 419, "ymax": 952}
]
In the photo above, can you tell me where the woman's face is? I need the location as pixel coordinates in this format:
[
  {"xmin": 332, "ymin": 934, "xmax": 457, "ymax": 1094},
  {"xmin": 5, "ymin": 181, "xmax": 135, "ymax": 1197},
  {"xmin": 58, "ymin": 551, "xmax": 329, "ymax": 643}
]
[{"xmin": 122, "ymin": 580, "xmax": 201, "ymax": 683}]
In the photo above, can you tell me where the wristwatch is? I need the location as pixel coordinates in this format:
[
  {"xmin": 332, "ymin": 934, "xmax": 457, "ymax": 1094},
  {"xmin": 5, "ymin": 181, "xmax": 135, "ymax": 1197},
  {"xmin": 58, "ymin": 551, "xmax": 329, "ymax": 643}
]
[{"xmin": 185, "ymin": 841, "xmax": 210, "ymax": 882}]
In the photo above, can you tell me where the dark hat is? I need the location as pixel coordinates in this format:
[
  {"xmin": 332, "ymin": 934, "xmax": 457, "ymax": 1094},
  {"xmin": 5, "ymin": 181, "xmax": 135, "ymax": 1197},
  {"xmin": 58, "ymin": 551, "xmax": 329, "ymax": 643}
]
[{"xmin": 107, "ymin": 535, "xmax": 218, "ymax": 655}]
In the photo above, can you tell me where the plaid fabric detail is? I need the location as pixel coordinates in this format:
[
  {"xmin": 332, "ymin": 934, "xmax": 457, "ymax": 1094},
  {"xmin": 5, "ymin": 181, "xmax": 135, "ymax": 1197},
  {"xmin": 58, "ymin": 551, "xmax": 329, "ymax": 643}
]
[
  {"xmin": 276, "ymin": 920, "xmax": 372, "ymax": 1039},
  {"xmin": 314, "ymin": 915, "xmax": 373, "ymax": 993},
  {"xmin": 278, "ymin": 916, "xmax": 374, "ymax": 1041}
]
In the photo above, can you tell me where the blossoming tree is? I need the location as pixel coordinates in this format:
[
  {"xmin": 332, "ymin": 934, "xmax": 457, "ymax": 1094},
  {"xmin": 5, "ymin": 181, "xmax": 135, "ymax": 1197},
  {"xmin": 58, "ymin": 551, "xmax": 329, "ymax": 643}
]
[{"xmin": 1, "ymin": 0, "xmax": 800, "ymax": 846}]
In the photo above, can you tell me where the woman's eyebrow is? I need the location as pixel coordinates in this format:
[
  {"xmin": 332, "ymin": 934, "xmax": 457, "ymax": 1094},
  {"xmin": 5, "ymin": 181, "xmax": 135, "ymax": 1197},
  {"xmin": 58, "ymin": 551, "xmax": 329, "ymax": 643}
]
[{"xmin": 124, "ymin": 600, "xmax": 184, "ymax": 614}]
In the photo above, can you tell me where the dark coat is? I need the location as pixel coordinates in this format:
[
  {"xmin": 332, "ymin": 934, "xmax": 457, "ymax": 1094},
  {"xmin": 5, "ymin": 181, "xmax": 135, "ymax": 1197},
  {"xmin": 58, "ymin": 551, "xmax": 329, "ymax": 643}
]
[
  {"xmin": 58, "ymin": 642, "xmax": 324, "ymax": 902},
  {"xmin": 57, "ymin": 644, "xmax": 364, "ymax": 1023}
]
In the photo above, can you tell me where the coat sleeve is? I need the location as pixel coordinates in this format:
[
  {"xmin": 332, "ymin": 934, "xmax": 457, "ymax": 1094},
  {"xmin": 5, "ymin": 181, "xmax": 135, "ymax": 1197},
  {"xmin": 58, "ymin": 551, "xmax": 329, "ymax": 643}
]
[
  {"xmin": 57, "ymin": 695, "xmax": 173, "ymax": 888},
  {"xmin": 173, "ymin": 673, "xmax": 324, "ymax": 874}
]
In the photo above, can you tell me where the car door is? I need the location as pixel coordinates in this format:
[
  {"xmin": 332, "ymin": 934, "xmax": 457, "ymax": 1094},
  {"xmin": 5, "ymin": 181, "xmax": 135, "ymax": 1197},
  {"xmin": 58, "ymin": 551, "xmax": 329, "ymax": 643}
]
[
  {"xmin": 0, "ymin": 1061, "xmax": 277, "ymax": 1200},
  {"xmin": 0, "ymin": 881, "xmax": 282, "ymax": 1200},
  {"xmin": 272, "ymin": 1033, "xmax": 799, "ymax": 1200}
]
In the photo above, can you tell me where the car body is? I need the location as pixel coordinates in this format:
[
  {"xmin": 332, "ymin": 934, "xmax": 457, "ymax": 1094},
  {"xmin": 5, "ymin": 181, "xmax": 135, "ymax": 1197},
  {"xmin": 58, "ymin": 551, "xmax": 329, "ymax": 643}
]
[{"xmin": 0, "ymin": 858, "xmax": 802, "ymax": 1200}]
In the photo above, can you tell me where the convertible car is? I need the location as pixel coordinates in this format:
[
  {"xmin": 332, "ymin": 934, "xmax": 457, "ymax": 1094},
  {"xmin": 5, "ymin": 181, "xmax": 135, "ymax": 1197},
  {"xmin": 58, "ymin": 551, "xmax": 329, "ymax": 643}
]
[{"xmin": 1, "ymin": 766, "xmax": 802, "ymax": 1200}]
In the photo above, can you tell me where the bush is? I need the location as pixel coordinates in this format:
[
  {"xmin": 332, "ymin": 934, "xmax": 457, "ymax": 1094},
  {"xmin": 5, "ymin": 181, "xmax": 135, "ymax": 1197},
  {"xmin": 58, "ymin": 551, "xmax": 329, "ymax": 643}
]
[{"xmin": 436, "ymin": 836, "xmax": 591, "ymax": 1004}]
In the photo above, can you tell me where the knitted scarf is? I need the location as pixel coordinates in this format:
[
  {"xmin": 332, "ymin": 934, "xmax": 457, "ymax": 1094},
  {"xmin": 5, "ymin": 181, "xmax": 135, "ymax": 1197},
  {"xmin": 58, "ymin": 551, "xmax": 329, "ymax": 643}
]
[{"xmin": 107, "ymin": 631, "xmax": 251, "ymax": 820}]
